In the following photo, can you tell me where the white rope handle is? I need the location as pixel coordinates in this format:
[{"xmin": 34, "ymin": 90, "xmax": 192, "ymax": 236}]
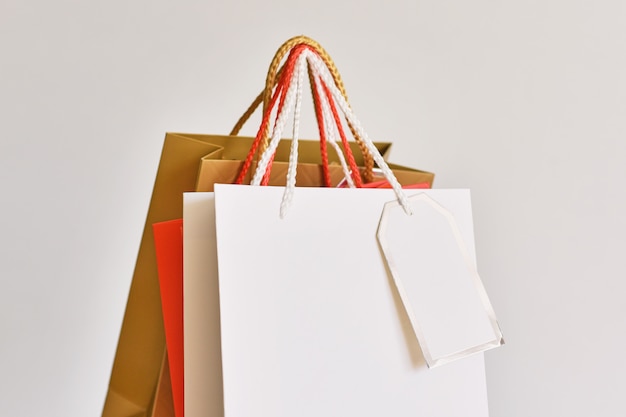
[
  {"xmin": 251, "ymin": 53, "xmax": 354, "ymax": 188},
  {"xmin": 306, "ymin": 51, "xmax": 413, "ymax": 215},
  {"xmin": 250, "ymin": 52, "xmax": 355, "ymax": 217},
  {"xmin": 313, "ymin": 70, "xmax": 356, "ymax": 189},
  {"xmin": 253, "ymin": 49, "xmax": 412, "ymax": 217},
  {"xmin": 280, "ymin": 61, "xmax": 359, "ymax": 217},
  {"xmin": 279, "ymin": 53, "xmax": 306, "ymax": 218},
  {"xmin": 250, "ymin": 54, "xmax": 306, "ymax": 186}
]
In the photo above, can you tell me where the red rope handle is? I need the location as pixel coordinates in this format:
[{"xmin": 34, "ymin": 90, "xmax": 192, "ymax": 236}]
[
  {"xmin": 260, "ymin": 45, "xmax": 320, "ymax": 185},
  {"xmin": 319, "ymin": 79, "xmax": 363, "ymax": 187},
  {"xmin": 235, "ymin": 45, "xmax": 308, "ymax": 184},
  {"xmin": 236, "ymin": 44, "xmax": 359, "ymax": 188},
  {"xmin": 260, "ymin": 70, "xmax": 291, "ymax": 186},
  {"xmin": 310, "ymin": 67, "xmax": 332, "ymax": 187}
]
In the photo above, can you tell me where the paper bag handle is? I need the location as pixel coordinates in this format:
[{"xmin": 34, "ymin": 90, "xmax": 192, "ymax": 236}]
[
  {"xmin": 235, "ymin": 44, "xmax": 362, "ymax": 188},
  {"xmin": 260, "ymin": 45, "xmax": 363, "ymax": 188},
  {"xmin": 252, "ymin": 48, "xmax": 413, "ymax": 217},
  {"xmin": 229, "ymin": 35, "xmax": 375, "ymax": 183}
]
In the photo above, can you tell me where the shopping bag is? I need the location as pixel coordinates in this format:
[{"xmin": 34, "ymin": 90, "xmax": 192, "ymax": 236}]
[
  {"xmin": 210, "ymin": 46, "xmax": 501, "ymax": 417},
  {"xmin": 181, "ymin": 186, "xmax": 438, "ymax": 417},
  {"xmin": 183, "ymin": 193, "xmax": 222, "ymax": 417},
  {"xmin": 153, "ymin": 220, "xmax": 184, "ymax": 417},
  {"xmin": 214, "ymin": 186, "xmax": 493, "ymax": 417},
  {"xmin": 102, "ymin": 133, "xmax": 230, "ymax": 417}
]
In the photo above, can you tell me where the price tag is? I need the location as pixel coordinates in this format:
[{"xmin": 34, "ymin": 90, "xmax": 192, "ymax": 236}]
[{"xmin": 377, "ymin": 192, "xmax": 503, "ymax": 368}]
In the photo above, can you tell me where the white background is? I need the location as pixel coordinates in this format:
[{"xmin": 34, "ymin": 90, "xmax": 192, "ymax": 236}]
[{"xmin": 1, "ymin": 1, "xmax": 624, "ymax": 416}]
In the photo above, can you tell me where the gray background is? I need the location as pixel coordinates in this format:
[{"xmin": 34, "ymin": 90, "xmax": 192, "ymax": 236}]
[{"xmin": 1, "ymin": 0, "xmax": 624, "ymax": 416}]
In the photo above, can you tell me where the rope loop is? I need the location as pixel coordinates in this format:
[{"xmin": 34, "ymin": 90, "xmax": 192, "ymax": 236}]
[
  {"xmin": 230, "ymin": 35, "xmax": 375, "ymax": 182},
  {"xmin": 252, "ymin": 48, "xmax": 412, "ymax": 217}
]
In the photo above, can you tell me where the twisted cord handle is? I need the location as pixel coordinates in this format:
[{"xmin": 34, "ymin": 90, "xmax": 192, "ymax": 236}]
[
  {"xmin": 229, "ymin": 35, "xmax": 375, "ymax": 182},
  {"xmin": 253, "ymin": 49, "xmax": 412, "ymax": 217},
  {"xmin": 235, "ymin": 44, "xmax": 357, "ymax": 188}
]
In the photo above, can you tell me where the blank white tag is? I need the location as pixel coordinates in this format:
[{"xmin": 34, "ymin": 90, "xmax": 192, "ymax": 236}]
[{"xmin": 377, "ymin": 192, "xmax": 503, "ymax": 368}]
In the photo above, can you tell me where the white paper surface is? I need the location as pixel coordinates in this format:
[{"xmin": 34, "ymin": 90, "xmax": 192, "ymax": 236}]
[
  {"xmin": 214, "ymin": 184, "xmax": 490, "ymax": 417},
  {"xmin": 183, "ymin": 193, "xmax": 224, "ymax": 417},
  {"xmin": 378, "ymin": 193, "xmax": 503, "ymax": 367}
]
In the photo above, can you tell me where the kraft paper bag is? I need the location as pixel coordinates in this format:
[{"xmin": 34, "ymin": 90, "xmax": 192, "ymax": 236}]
[
  {"xmin": 102, "ymin": 133, "xmax": 229, "ymax": 417},
  {"xmin": 211, "ymin": 184, "xmax": 497, "ymax": 417}
]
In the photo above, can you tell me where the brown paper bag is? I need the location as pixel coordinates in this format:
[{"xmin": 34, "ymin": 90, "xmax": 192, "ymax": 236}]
[{"xmin": 102, "ymin": 133, "xmax": 228, "ymax": 417}]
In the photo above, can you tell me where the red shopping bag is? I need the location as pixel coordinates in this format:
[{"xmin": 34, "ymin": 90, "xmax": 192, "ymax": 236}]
[{"xmin": 153, "ymin": 219, "xmax": 184, "ymax": 417}]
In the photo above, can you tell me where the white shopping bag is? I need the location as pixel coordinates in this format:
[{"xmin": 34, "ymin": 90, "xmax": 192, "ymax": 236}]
[{"xmin": 214, "ymin": 185, "xmax": 493, "ymax": 417}]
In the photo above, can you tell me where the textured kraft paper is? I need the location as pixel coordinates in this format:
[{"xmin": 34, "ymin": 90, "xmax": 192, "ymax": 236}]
[{"xmin": 103, "ymin": 132, "xmax": 421, "ymax": 417}]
